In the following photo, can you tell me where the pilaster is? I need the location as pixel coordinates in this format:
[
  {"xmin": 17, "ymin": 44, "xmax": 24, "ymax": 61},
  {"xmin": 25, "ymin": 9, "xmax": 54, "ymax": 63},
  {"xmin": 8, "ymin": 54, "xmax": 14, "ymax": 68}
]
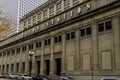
[
  {"xmin": 25, "ymin": 45, "xmax": 29, "ymax": 74},
  {"xmin": 61, "ymin": 32, "xmax": 66, "ymax": 74},
  {"xmin": 92, "ymin": 21, "xmax": 99, "ymax": 71},
  {"xmin": 75, "ymin": 29, "xmax": 80, "ymax": 70},
  {"xmin": 32, "ymin": 43, "xmax": 36, "ymax": 75},
  {"xmin": 14, "ymin": 49, "xmax": 17, "ymax": 73},
  {"xmin": 61, "ymin": 0, "xmax": 64, "ymax": 11},
  {"xmin": 50, "ymin": 36, "xmax": 54, "ymax": 75},
  {"xmin": 112, "ymin": 17, "xmax": 120, "ymax": 70},
  {"xmin": 40, "ymin": 40, "xmax": 44, "ymax": 74}
]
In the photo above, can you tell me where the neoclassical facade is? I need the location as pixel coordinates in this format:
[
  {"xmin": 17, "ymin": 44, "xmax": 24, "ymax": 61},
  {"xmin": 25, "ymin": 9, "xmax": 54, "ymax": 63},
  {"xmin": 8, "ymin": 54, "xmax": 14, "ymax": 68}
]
[{"xmin": 0, "ymin": 0, "xmax": 120, "ymax": 80}]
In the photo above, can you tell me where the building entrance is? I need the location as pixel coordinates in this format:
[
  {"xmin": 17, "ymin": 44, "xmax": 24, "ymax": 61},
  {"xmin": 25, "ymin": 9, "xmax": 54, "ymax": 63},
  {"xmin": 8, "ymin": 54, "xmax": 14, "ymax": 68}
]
[
  {"xmin": 36, "ymin": 61, "xmax": 40, "ymax": 75},
  {"xmin": 55, "ymin": 58, "xmax": 61, "ymax": 75},
  {"xmin": 45, "ymin": 60, "xmax": 50, "ymax": 75}
]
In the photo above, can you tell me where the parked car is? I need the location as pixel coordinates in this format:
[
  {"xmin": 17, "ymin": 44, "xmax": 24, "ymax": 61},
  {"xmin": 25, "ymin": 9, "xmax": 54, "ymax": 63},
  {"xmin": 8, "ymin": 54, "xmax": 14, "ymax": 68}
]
[
  {"xmin": 4, "ymin": 72, "xmax": 17, "ymax": 79},
  {"xmin": 32, "ymin": 75, "xmax": 51, "ymax": 80},
  {"xmin": 101, "ymin": 77, "xmax": 120, "ymax": 80},
  {"xmin": 55, "ymin": 76, "xmax": 75, "ymax": 80},
  {"xmin": 16, "ymin": 74, "xmax": 31, "ymax": 80},
  {"xmin": 0, "ymin": 73, "xmax": 4, "ymax": 78}
]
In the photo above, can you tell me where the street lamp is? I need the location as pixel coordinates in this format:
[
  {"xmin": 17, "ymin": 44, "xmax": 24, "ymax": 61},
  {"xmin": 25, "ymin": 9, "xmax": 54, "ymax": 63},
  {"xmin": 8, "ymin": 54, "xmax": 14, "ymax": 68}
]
[{"xmin": 29, "ymin": 51, "xmax": 34, "ymax": 76}]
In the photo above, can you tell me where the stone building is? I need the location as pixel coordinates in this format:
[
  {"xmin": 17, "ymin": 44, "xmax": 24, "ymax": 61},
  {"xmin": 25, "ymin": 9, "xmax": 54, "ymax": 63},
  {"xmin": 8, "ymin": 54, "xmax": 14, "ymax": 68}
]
[{"xmin": 0, "ymin": 0, "xmax": 120, "ymax": 80}]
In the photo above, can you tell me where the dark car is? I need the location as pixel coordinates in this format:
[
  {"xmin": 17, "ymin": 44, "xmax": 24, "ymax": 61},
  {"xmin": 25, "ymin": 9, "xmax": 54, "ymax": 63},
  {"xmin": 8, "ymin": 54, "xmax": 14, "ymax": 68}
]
[
  {"xmin": 0, "ymin": 73, "xmax": 4, "ymax": 78},
  {"xmin": 32, "ymin": 75, "xmax": 51, "ymax": 80}
]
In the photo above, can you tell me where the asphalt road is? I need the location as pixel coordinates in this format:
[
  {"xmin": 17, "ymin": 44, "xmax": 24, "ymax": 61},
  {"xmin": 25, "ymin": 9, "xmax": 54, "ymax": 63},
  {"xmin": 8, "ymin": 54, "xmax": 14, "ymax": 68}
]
[{"xmin": 0, "ymin": 78, "xmax": 16, "ymax": 80}]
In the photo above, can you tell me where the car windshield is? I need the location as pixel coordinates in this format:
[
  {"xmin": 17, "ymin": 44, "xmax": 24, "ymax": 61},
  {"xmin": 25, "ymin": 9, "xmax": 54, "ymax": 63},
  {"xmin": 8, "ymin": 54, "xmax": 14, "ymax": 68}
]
[
  {"xmin": 24, "ymin": 75, "xmax": 29, "ymax": 76},
  {"xmin": 18, "ymin": 74, "xmax": 22, "ymax": 76}
]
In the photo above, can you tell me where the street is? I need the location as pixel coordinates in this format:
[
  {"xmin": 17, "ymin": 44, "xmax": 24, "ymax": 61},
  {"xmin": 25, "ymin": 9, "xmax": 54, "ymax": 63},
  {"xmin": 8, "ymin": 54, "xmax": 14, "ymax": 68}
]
[{"xmin": 0, "ymin": 79, "xmax": 16, "ymax": 80}]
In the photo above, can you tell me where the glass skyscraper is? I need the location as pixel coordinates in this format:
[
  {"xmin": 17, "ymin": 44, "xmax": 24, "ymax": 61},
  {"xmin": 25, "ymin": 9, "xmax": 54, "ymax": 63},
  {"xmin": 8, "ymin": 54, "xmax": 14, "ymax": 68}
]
[{"xmin": 0, "ymin": 0, "xmax": 47, "ymax": 40}]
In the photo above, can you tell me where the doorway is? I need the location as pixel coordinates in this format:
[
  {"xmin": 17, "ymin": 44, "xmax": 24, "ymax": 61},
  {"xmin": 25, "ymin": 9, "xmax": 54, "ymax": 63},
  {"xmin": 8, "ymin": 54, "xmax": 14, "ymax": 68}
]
[
  {"xmin": 36, "ymin": 61, "xmax": 40, "ymax": 75},
  {"xmin": 55, "ymin": 58, "xmax": 61, "ymax": 75},
  {"xmin": 45, "ymin": 60, "xmax": 50, "ymax": 75}
]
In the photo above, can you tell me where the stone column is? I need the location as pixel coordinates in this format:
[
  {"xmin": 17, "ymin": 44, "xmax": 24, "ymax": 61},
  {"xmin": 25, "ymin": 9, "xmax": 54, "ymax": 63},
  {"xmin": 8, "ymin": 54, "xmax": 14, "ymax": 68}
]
[
  {"xmin": 25, "ymin": 45, "xmax": 29, "ymax": 75},
  {"xmin": 1, "ymin": 53, "xmax": 3, "ymax": 73},
  {"xmin": 32, "ymin": 43, "xmax": 36, "ymax": 75},
  {"xmin": 75, "ymin": 29, "xmax": 80, "ymax": 70},
  {"xmin": 14, "ymin": 50, "xmax": 17, "ymax": 73},
  {"xmin": 92, "ymin": 21, "xmax": 99, "ymax": 71},
  {"xmin": 9, "ymin": 51, "xmax": 12, "ymax": 72},
  {"xmin": 61, "ymin": 32, "xmax": 66, "ymax": 75},
  {"xmin": 70, "ymin": 0, "xmax": 73, "ymax": 7},
  {"xmin": 40, "ymin": 40, "xmax": 44, "ymax": 74},
  {"xmin": 112, "ymin": 17, "xmax": 120, "ymax": 70},
  {"xmin": 48, "ymin": 9, "xmax": 50, "ymax": 18},
  {"xmin": 54, "ymin": 5, "xmax": 57, "ymax": 15},
  {"xmin": 50, "ymin": 36, "xmax": 54, "ymax": 75},
  {"xmin": 36, "ymin": 14, "xmax": 38, "ymax": 24},
  {"xmin": 61, "ymin": 0, "xmax": 64, "ymax": 11},
  {"xmin": 19, "ymin": 47, "xmax": 22, "ymax": 73}
]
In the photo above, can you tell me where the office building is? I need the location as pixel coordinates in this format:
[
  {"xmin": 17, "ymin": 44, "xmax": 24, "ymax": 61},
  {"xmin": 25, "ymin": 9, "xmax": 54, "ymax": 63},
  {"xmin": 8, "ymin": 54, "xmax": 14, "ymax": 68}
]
[{"xmin": 0, "ymin": 0, "xmax": 47, "ymax": 40}]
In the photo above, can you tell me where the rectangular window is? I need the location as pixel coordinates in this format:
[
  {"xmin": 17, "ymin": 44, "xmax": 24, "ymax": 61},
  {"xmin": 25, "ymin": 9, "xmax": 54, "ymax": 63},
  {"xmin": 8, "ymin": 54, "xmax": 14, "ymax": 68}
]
[
  {"xmin": 50, "ymin": 6, "xmax": 54, "ymax": 16},
  {"xmin": 36, "ymin": 42, "xmax": 41, "ymax": 48},
  {"xmin": 98, "ymin": 23, "xmax": 104, "ymax": 32},
  {"xmin": 12, "ymin": 49, "xmax": 15, "ymax": 54},
  {"xmin": 36, "ymin": 43, "xmax": 38, "ymax": 48},
  {"xmin": 81, "ymin": 29, "xmax": 85, "ymax": 36},
  {"xmin": 86, "ymin": 27, "xmax": 91, "ymax": 35},
  {"xmin": 48, "ymin": 39, "xmax": 51, "ymax": 45},
  {"xmin": 66, "ymin": 33, "xmax": 70, "ymax": 40},
  {"xmin": 64, "ymin": 0, "xmax": 70, "ymax": 9},
  {"xmin": 80, "ymin": 27, "xmax": 92, "ymax": 37},
  {"xmin": 38, "ymin": 13, "xmax": 42, "ymax": 21},
  {"xmin": 59, "ymin": 35, "xmax": 62, "ymax": 42},
  {"xmin": 43, "ymin": 10, "xmax": 48, "ymax": 19},
  {"xmin": 105, "ymin": 21, "xmax": 112, "ymax": 30},
  {"xmin": 29, "ymin": 44, "xmax": 33, "ymax": 50},
  {"xmin": 31, "ymin": 44, "xmax": 33, "ymax": 49},
  {"xmin": 57, "ymin": 3, "xmax": 62, "ymax": 13},
  {"xmin": 66, "ymin": 31, "xmax": 75, "ymax": 40},
  {"xmin": 28, "ymin": 18, "xmax": 31, "ymax": 25},
  {"xmin": 22, "ymin": 46, "xmax": 26, "ymax": 51},
  {"xmin": 7, "ymin": 51, "xmax": 10, "ymax": 56},
  {"xmin": 45, "ymin": 40, "xmax": 47, "ymax": 46},
  {"xmin": 33, "ymin": 16, "xmax": 36, "ymax": 23},
  {"xmin": 98, "ymin": 20, "xmax": 112, "ymax": 32},
  {"xmin": 54, "ymin": 35, "xmax": 62, "ymax": 43},
  {"xmin": 38, "ymin": 42, "xmax": 41, "ymax": 47},
  {"xmin": 24, "ymin": 21, "xmax": 27, "ymax": 26},
  {"xmin": 16, "ymin": 47, "xmax": 20, "ymax": 53},
  {"xmin": 44, "ymin": 38, "xmax": 51, "ymax": 46},
  {"xmin": 71, "ymin": 32, "xmax": 75, "ymax": 39},
  {"xmin": 54, "ymin": 37, "xmax": 57, "ymax": 43}
]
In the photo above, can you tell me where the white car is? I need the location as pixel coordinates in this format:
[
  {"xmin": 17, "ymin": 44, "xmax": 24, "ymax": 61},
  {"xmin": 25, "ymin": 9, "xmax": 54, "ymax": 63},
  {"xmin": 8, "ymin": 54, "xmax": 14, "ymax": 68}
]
[
  {"xmin": 101, "ymin": 77, "xmax": 120, "ymax": 80},
  {"xmin": 16, "ymin": 74, "xmax": 31, "ymax": 80},
  {"xmin": 5, "ymin": 72, "xmax": 17, "ymax": 79}
]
